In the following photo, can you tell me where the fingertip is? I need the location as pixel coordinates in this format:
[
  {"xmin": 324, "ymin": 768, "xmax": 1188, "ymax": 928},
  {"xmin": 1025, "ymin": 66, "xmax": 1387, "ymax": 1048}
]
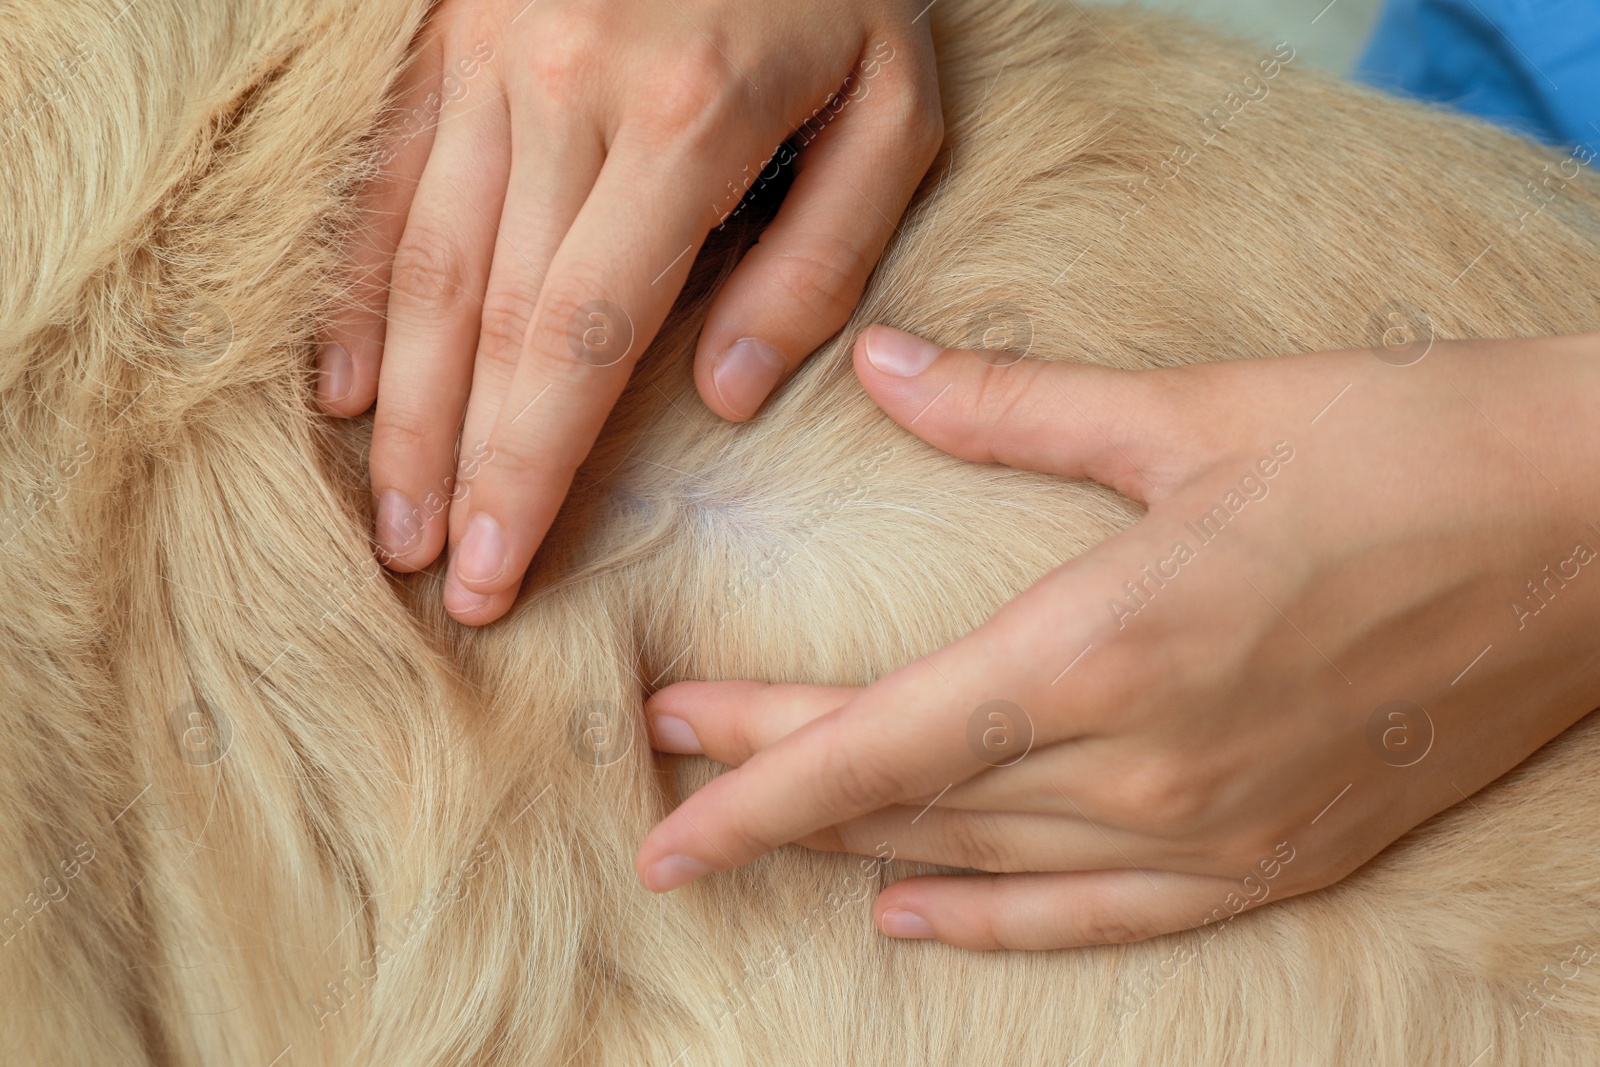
[
  {"xmin": 701, "ymin": 337, "xmax": 790, "ymax": 421},
  {"xmin": 855, "ymin": 324, "xmax": 946, "ymax": 380},
  {"xmin": 875, "ymin": 875, "xmax": 959, "ymax": 942},
  {"xmin": 451, "ymin": 512, "xmax": 510, "ymax": 585},
  {"xmin": 372, "ymin": 488, "xmax": 445, "ymax": 572},
  {"xmin": 316, "ymin": 341, "xmax": 354, "ymax": 413},
  {"xmin": 442, "ymin": 570, "xmax": 514, "ymax": 626},
  {"xmin": 316, "ymin": 336, "xmax": 380, "ymax": 416},
  {"xmin": 442, "ymin": 579, "xmax": 490, "ymax": 620},
  {"xmin": 648, "ymin": 714, "xmax": 703, "ymax": 755},
  {"xmin": 851, "ymin": 326, "xmax": 1165, "ymax": 497},
  {"xmin": 638, "ymin": 853, "xmax": 714, "ymax": 894},
  {"xmin": 645, "ymin": 681, "xmax": 751, "ymax": 755},
  {"xmin": 878, "ymin": 883, "xmax": 1017, "ymax": 950},
  {"xmin": 852, "ymin": 325, "xmax": 965, "ymax": 436},
  {"xmin": 878, "ymin": 906, "xmax": 938, "ymax": 940}
]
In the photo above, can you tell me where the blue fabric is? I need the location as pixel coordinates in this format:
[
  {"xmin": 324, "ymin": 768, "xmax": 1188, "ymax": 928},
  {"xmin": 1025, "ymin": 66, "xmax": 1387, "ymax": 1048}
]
[{"xmin": 1354, "ymin": 0, "xmax": 1600, "ymax": 151}]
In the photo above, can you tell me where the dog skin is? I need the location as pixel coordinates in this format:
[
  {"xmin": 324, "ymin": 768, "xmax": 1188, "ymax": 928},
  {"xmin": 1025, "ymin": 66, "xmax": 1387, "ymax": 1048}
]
[{"xmin": 3, "ymin": 0, "xmax": 1600, "ymax": 1063}]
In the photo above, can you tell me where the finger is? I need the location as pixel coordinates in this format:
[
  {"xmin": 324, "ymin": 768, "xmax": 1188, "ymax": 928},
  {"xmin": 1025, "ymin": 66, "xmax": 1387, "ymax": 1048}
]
[
  {"xmin": 647, "ymin": 681, "xmax": 1111, "ymax": 828},
  {"xmin": 649, "ymin": 677, "xmax": 1207, "ymax": 844},
  {"xmin": 369, "ymin": 95, "xmax": 511, "ymax": 570},
  {"xmin": 646, "ymin": 679, "xmax": 1126, "ymax": 825},
  {"xmin": 635, "ymin": 616, "xmax": 1044, "ymax": 892},
  {"xmin": 853, "ymin": 325, "xmax": 1200, "ymax": 503},
  {"xmin": 441, "ymin": 129, "xmax": 737, "ymax": 623},
  {"xmin": 450, "ymin": 118, "xmax": 605, "ymax": 539},
  {"xmin": 633, "ymin": 531, "xmax": 1167, "ymax": 893},
  {"xmin": 318, "ymin": 47, "xmax": 442, "ymax": 416},
  {"xmin": 798, "ymin": 805, "xmax": 1159, "ymax": 875},
  {"xmin": 646, "ymin": 681, "xmax": 857, "ymax": 758},
  {"xmin": 694, "ymin": 41, "xmax": 943, "ymax": 421},
  {"xmin": 873, "ymin": 869, "xmax": 1245, "ymax": 950}
]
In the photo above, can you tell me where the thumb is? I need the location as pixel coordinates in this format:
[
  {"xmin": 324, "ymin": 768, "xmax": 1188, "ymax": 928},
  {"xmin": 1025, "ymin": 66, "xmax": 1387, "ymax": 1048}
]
[{"xmin": 853, "ymin": 325, "xmax": 1189, "ymax": 503}]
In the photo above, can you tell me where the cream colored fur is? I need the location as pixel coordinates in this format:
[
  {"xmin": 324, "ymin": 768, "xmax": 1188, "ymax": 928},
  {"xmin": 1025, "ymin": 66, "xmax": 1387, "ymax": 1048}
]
[{"xmin": 4, "ymin": 0, "xmax": 1600, "ymax": 1063}]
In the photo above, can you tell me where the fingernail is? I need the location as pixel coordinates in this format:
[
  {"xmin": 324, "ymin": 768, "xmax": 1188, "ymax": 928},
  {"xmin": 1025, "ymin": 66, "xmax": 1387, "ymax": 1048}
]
[
  {"xmin": 454, "ymin": 513, "xmax": 507, "ymax": 585},
  {"xmin": 880, "ymin": 908, "xmax": 936, "ymax": 938},
  {"xmin": 712, "ymin": 338, "xmax": 788, "ymax": 418},
  {"xmin": 864, "ymin": 327, "xmax": 941, "ymax": 377},
  {"xmin": 374, "ymin": 490, "xmax": 420, "ymax": 559},
  {"xmin": 651, "ymin": 715, "xmax": 702, "ymax": 754},
  {"xmin": 443, "ymin": 571, "xmax": 494, "ymax": 620},
  {"xmin": 318, "ymin": 342, "xmax": 352, "ymax": 405},
  {"xmin": 644, "ymin": 854, "xmax": 713, "ymax": 893}
]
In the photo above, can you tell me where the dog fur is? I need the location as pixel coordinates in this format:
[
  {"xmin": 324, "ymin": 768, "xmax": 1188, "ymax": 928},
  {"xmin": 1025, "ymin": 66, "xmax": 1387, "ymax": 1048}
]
[{"xmin": 4, "ymin": 0, "xmax": 1600, "ymax": 1063}]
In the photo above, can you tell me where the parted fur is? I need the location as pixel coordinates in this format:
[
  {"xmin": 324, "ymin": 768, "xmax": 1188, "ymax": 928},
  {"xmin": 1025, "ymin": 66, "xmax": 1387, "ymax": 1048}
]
[{"xmin": 4, "ymin": 0, "xmax": 1600, "ymax": 1064}]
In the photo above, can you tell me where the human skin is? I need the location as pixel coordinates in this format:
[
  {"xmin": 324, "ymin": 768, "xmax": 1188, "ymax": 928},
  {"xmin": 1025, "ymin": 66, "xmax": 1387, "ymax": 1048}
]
[
  {"xmin": 316, "ymin": 0, "xmax": 942, "ymax": 625},
  {"xmin": 637, "ymin": 324, "xmax": 1600, "ymax": 951}
]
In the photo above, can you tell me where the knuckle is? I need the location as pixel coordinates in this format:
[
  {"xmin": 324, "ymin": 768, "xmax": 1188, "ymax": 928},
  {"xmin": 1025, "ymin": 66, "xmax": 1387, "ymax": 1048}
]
[
  {"xmin": 1108, "ymin": 757, "xmax": 1208, "ymax": 836},
  {"xmin": 637, "ymin": 46, "xmax": 741, "ymax": 143},
  {"xmin": 391, "ymin": 224, "xmax": 473, "ymax": 308},
  {"xmin": 469, "ymin": 431, "xmax": 543, "ymax": 485},
  {"xmin": 531, "ymin": 285, "xmax": 637, "ymax": 371},
  {"xmin": 819, "ymin": 738, "xmax": 902, "ymax": 814},
  {"xmin": 1077, "ymin": 903, "xmax": 1145, "ymax": 946},
  {"xmin": 970, "ymin": 901, "xmax": 1022, "ymax": 951},
  {"xmin": 764, "ymin": 241, "xmax": 869, "ymax": 328},
  {"xmin": 372, "ymin": 408, "xmax": 436, "ymax": 468},
  {"xmin": 1069, "ymin": 645, "xmax": 1150, "ymax": 731},
  {"xmin": 524, "ymin": 10, "xmax": 605, "ymax": 107},
  {"xmin": 940, "ymin": 813, "xmax": 1013, "ymax": 873},
  {"xmin": 885, "ymin": 78, "xmax": 945, "ymax": 160},
  {"xmin": 950, "ymin": 359, "xmax": 1033, "ymax": 452},
  {"xmin": 723, "ymin": 712, "xmax": 762, "ymax": 764},
  {"xmin": 476, "ymin": 287, "xmax": 540, "ymax": 371}
]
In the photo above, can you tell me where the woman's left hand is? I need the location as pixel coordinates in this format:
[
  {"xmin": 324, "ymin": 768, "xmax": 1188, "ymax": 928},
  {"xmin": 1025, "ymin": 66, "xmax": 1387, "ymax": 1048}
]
[
  {"xmin": 317, "ymin": 0, "xmax": 941, "ymax": 626},
  {"xmin": 634, "ymin": 324, "xmax": 1600, "ymax": 950}
]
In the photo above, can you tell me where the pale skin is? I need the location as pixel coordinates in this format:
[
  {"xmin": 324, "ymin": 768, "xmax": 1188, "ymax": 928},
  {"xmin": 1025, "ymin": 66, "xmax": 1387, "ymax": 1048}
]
[
  {"xmin": 638, "ymin": 325, "xmax": 1600, "ymax": 950},
  {"xmin": 316, "ymin": 0, "xmax": 942, "ymax": 624},
  {"xmin": 322, "ymin": 0, "xmax": 1600, "ymax": 954}
]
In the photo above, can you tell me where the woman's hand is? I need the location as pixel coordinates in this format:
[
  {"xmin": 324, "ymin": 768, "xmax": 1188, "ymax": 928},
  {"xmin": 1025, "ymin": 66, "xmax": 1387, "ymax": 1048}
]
[
  {"xmin": 635, "ymin": 325, "xmax": 1600, "ymax": 950},
  {"xmin": 318, "ymin": 0, "xmax": 941, "ymax": 625}
]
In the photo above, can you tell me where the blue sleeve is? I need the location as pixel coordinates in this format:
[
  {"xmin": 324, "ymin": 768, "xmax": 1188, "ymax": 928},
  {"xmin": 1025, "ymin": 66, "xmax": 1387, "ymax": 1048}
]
[{"xmin": 1354, "ymin": 0, "xmax": 1600, "ymax": 151}]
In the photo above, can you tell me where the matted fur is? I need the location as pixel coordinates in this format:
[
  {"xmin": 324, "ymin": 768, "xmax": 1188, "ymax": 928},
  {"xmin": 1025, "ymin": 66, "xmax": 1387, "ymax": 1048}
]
[{"xmin": 4, "ymin": 0, "xmax": 1600, "ymax": 1063}]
